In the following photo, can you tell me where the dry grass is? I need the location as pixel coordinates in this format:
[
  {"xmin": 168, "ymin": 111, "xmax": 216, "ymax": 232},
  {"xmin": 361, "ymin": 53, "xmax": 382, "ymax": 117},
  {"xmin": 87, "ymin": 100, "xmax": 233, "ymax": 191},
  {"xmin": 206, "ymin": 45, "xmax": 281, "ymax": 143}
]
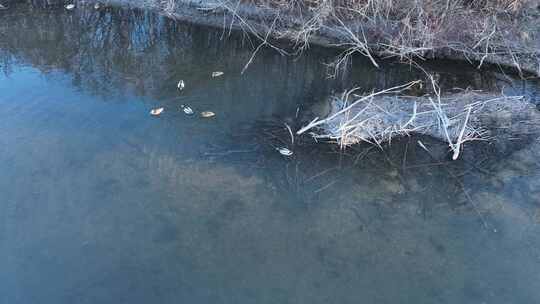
[{"xmin": 191, "ymin": 0, "xmax": 538, "ymax": 75}]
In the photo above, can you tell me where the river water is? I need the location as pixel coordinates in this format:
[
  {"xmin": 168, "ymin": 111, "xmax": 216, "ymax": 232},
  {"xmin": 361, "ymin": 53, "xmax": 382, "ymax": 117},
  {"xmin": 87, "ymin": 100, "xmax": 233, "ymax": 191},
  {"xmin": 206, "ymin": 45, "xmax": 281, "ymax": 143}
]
[{"xmin": 1, "ymin": 2, "xmax": 540, "ymax": 304}]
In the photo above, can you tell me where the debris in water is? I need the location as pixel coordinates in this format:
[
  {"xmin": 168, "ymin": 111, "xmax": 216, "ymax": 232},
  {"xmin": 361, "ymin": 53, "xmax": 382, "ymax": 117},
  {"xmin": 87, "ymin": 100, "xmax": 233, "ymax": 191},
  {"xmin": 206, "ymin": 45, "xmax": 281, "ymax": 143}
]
[
  {"xmin": 150, "ymin": 107, "xmax": 164, "ymax": 116},
  {"xmin": 284, "ymin": 123, "xmax": 294, "ymax": 144},
  {"xmin": 212, "ymin": 71, "xmax": 224, "ymax": 78},
  {"xmin": 94, "ymin": 3, "xmax": 101, "ymax": 10},
  {"xmin": 417, "ymin": 140, "xmax": 429, "ymax": 152},
  {"xmin": 276, "ymin": 147, "xmax": 293, "ymax": 156},
  {"xmin": 65, "ymin": 4, "xmax": 75, "ymax": 10},
  {"xmin": 0, "ymin": 3, "xmax": 8, "ymax": 10},
  {"xmin": 177, "ymin": 80, "xmax": 185, "ymax": 90},
  {"xmin": 181, "ymin": 105, "xmax": 194, "ymax": 115},
  {"xmin": 200, "ymin": 111, "xmax": 215, "ymax": 118}
]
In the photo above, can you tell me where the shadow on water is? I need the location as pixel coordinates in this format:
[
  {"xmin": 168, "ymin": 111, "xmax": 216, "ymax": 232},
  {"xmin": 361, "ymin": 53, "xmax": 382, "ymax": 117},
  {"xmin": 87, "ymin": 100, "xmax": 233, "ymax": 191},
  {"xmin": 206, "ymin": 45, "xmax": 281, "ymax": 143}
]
[{"xmin": 1, "ymin": 2, "xmax": 540, "ymax": 304}]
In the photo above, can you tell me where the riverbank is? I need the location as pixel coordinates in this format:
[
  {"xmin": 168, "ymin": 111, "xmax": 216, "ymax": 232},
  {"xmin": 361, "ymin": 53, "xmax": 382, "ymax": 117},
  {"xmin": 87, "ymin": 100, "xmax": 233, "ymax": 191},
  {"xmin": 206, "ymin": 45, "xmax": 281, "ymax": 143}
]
[{"xmin": 94, "ymin": 0, "xmax": 540, "ymax": 77}]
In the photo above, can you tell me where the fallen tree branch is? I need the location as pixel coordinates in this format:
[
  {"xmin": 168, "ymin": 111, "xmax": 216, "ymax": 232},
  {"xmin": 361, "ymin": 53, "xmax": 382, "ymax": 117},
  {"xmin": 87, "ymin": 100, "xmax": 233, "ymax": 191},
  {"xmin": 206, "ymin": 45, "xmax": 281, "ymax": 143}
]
[{"xmin": 296, "ymin": 81, "xmax": 421, "ymax": 135}]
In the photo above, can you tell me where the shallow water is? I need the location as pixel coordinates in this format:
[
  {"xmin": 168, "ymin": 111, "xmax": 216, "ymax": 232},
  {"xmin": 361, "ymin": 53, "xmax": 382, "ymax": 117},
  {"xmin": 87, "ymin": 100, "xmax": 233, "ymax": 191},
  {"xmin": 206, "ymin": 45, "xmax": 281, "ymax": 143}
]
[{"xmin": 1, "ymin": 2, "xmax": 540, "ymax": 304}]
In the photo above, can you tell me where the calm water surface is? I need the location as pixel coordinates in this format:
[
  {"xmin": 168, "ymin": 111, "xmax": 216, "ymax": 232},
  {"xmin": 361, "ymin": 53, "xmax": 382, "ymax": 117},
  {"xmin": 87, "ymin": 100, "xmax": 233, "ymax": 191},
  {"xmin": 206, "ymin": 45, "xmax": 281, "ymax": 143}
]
[{"xmin": 1, "ymin": 3, "xmax": 540, "ymax": 304}]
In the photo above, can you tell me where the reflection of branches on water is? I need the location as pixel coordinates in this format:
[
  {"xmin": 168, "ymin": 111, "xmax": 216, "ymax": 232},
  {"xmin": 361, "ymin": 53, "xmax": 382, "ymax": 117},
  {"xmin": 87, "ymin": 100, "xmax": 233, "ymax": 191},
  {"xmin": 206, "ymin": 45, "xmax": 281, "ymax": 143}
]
[
  {"xmin": 0, "ymin": 50, "xmax": 14, "ymax": 76},
  {"xmin": 0, "ymin": 2, "xmax": 511, "ymax": 106},
  {"xmin": 0, "ymin": 4, "xmax": 350, "ymax": 118},
  {"xmin": 1, "ymin": 3, "xmax": 297, "ymax": 97}
]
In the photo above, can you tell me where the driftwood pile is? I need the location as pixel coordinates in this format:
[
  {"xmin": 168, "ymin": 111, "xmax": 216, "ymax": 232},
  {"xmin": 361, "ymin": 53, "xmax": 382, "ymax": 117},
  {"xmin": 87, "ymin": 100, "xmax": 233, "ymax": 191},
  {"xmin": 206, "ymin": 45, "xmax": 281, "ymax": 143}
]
[{"xmin": 298, "ymin": 82, "xmax": 540, "ymax": 159}]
